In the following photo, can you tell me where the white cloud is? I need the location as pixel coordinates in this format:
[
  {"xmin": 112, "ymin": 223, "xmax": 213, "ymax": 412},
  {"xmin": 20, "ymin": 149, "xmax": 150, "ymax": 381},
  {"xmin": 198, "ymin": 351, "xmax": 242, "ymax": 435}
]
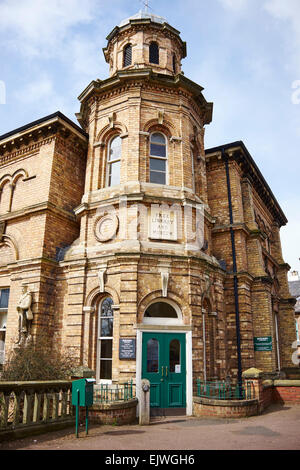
[
  {"xmin": 0, "ymin": 0, "xmax": 98, "ymax": 57},
  {"xmin": 13, "ymin": 72, "xmax": 72, "ymax": 117},
  {"xmin": 218, "ymin": 0, "xmax": 250, "ymax": 11},
  {"xmin": 264, "ymin": 0, "xmax": 300, "ymax": 74}
]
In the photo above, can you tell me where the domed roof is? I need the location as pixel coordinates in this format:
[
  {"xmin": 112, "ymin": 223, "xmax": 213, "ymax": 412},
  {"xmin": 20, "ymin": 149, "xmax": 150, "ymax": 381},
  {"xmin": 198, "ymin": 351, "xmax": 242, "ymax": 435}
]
[{"xmin": 118, "ymin": 10, "xmax": 167, "ymax": 28}]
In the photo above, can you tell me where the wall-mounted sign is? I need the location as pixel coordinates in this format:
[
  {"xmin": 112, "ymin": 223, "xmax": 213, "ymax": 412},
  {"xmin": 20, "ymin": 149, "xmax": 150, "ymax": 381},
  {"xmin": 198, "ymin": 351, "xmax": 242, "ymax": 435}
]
[
  {"xmin": 149, "ymin": 207, "xmax": 177, "ymax": 241},
  {"xmin": 254, "ymin": 336, "xmax": 272, "ymax": 351},
  {"xmin": 119, "ymin": 338, "xmax": 136, "ymax": 360}
]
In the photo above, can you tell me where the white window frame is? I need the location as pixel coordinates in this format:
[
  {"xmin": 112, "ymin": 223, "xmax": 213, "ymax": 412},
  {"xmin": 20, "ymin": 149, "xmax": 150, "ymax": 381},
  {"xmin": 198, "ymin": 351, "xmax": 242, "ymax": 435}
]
[
  {"xmin": 142, "ymin": 298, "xmax": 183, "ymax": 326},
  {"xmin": 149, "ymin": 132, "xmax": 168, "ymax": 185},
  {"xmin": 96, "ymin": 297, "xmax": 114, "ymax": 384},
  {"xmin": 106, "ymin": 135, "xmax": 121, "ymax": 187}
]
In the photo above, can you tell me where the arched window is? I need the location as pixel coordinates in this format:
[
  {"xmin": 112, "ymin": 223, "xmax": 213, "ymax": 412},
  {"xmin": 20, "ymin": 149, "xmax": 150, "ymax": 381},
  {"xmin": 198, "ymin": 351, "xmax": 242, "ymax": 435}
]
[
  {"xmin": 143, "ymin": 300, "xmax": 182, "ymax": 325},
  {"xmin": 191, "ymin": 149, "xmax": 195, "ymax": 192},
  {"xmin": 150, "ymin": 132, "xmax": 167, "ymax": 185},
  {"xmin": 149, "ymin": 42, "xmax": 159, "ymax": 65},
  {"xmin": 123, "ymin": 44, "xmax": 132, "ymax": 67},
  {"xmin": 172, "ymin": 54, "xmax": 176, "ymax": 73},
  {"xmin": 107, "ymin": 135, "xmax": 121, "ymax": 187},
  {"xmin": 97, "ymin": 297, "xmax": 114, "ymax": 382}
]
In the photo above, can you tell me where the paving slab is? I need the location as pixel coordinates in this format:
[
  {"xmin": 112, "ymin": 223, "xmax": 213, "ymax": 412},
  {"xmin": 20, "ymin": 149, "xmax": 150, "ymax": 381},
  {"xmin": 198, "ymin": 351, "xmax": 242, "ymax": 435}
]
[{"xmin": 1, "ymin": 404, "xmax": 300, "ymax": 451}]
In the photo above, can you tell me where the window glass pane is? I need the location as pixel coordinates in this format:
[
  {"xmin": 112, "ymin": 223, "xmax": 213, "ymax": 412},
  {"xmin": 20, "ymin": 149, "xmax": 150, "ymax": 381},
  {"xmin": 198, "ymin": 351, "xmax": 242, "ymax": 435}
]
[
  {"xmin": 109, "ymin": 161, "xmax": 120, "ymax": 186},
  {"xmin": 101, "ymin": 318, "xmax": 113, "ymax": 337},
  {"xmin": 100, "ymin": 360, "xmax": 112, "ymax": 380},
  {"xmin": 150, "ymin": 143, "xmax": 166, "ymax": 158},
  {"xmin": 145, "ymin": 302, "xmax": 178, "ymax": 318},
  {"xmin": 101, "ymin": 298, "xmax": 114, "ymax": 317},
  {"xmin": 109, "ymin": 136, "xmax": 122, "ymax": 161},
  {"xmin": 149, "ymin": 42, "xmax": 159, "ymax": 64},
  {"xmin": 169, "ymin": 339, "xmax": 180, "ymax": 373},
  {"xmin": 0, "ymin": 313, "xmax": 7, "ymax": 329},
  {"xmin": 0, "ymin": 289, "xmax": 9, "ymax": 309},
  {"xmin": 147, "ymin": 339, "xmax": 159, "ymax": 373},
  {"xmin": 150, "ymin": 171, "xmax": 166, "ymax": 185},
  {"xmin": 151, "ymin": 133, "xmax": 165, "ymax": 145},
  {"xmin": 123, "ymin": 45, "xmax": 132, "ymax": 67},
  {"xmin": 150, "ymin": 158, "xmax": 166, "ymax": 172},
  {"xmin": 101, "ymin": 339, "xmax": 112, "ymax": 358}
]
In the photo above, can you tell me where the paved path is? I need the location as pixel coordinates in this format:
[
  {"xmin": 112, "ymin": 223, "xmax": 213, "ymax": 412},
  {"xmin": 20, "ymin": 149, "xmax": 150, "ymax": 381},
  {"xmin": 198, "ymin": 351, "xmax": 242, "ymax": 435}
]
[{"xmin": 1, "ymin": 404, "xmax": 300, "ymax": 451}]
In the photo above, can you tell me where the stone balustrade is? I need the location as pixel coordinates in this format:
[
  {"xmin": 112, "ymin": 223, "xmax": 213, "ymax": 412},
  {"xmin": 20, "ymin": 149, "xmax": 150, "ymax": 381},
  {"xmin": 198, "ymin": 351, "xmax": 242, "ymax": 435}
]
[{"xmin": 0, "ymin": 380, "xmax": 74, "ymax": 441}]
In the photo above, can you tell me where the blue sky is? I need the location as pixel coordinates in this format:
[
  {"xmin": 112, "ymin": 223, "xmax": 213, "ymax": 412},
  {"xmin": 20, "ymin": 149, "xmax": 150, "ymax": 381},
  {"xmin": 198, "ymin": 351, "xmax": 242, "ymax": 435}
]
[{"xmin": 0, "ymin": 0, "xmax": 299, "ymax": 273}]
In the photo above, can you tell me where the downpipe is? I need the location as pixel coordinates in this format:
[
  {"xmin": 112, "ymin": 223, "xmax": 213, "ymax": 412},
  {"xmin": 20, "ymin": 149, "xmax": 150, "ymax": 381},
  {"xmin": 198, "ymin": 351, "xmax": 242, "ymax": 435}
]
[{"xmin": 222, "ymin": 149, "xmax": 243, "ymax": 399}]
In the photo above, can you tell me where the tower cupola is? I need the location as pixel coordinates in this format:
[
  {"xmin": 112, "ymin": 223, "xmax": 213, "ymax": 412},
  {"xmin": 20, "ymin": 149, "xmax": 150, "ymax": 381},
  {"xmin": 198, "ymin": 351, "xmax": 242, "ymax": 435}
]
[{"xmin": 103, "ymin": 10, "xmax": 187, "ymax": 77}]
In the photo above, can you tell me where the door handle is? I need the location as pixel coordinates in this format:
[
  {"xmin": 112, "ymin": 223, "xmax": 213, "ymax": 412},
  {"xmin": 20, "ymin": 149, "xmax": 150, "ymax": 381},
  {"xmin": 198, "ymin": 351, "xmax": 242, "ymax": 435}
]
[
  {"xmin": 165, "ymin": 366, "xmax": 168, "ymax": 377},
  {"xmin": 161, "ymin": 366, "xmax": 164, "ymax": 377}
]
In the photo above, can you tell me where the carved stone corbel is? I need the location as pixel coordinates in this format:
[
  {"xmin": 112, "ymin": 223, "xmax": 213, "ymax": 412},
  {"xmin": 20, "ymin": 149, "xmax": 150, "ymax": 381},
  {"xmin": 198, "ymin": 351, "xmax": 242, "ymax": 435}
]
[
  {"xmin": 158, "ymin": 110, "xmax": 164, "ymax": 125},
  {"xmin": 108, "ymin": 112, "xmax": 117, "ymax": 129},
  {"xmin": 161, "ymin": 270, "xmax": 169, "ymax": 298},
  {"xmin": 98, "ymin": 264, "xmax": 107, "ymax": 293}
]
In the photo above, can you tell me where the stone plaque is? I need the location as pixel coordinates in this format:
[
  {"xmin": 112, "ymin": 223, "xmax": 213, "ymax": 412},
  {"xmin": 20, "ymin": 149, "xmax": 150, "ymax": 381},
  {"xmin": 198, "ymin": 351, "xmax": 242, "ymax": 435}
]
[
  {"xmin": 149, "ymin": 208, "xmax": 177, "ymax": 241},
  {"xmin": 119, "ymin": 338, "xmax": 136, "ymax": 360}
]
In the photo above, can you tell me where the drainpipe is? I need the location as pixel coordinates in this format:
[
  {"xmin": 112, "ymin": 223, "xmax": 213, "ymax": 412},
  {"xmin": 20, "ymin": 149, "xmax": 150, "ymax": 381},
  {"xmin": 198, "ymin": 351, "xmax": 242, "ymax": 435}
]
[
  {"xmin": 222, "ymin": 149, "xmax": 243, "ymax": 398},
  {"xmin": 202, "ymin": 309, "xmax": 207, "ymax": 383},
  {"xmin": 202, "ymin": 275, "xmax": 213, "ymax": 383}
]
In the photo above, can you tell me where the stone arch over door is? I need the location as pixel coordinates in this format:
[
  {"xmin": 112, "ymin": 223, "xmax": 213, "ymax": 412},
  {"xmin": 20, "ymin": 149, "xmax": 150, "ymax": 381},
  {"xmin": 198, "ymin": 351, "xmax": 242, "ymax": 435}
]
[{"xmin": 138, "ymin": 290, "xmax": 189, "ymax": 325}]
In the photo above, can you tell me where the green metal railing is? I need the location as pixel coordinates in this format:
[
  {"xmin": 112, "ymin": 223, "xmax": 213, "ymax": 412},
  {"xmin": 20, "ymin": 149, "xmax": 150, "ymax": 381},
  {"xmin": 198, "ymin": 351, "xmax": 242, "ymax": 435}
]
[
  {"xmin": 196, "ymin": 379, "xmax": 255, "ymax": 401},
  {"xmin": 93, "ymin": 380, "xmax": 136, "ymax": 404}
]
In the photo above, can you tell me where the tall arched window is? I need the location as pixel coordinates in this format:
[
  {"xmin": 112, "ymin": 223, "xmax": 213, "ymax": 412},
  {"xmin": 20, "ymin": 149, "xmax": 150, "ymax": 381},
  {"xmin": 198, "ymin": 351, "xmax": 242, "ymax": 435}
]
[
  {"xmin": 97, "ymin": 297, "xmax": 114, "ymax": 382},
  {"xmin": 172, "ymin": 54, "xmax": 176, "ymax": 73},
  {"xmin": 107, "ymin": 135, "xmax": 121, "ymax": 187},
  {"xmin": 150, "ymin": 132, "xmax": 167, "ymax": 185},
  {"xmin": 149, "ymin": 42, "xmax": 159, "ymax": 64},
  {"xmin": 123, "ymin": 44, "xmax": 132, "ymax": 67}
]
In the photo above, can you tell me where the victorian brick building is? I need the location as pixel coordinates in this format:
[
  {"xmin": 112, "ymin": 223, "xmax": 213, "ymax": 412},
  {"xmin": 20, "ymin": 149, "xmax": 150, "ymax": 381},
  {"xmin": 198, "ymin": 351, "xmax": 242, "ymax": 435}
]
[{"xmin": 0, "ymin": 11, "xmax": 296, "ymax": 415}]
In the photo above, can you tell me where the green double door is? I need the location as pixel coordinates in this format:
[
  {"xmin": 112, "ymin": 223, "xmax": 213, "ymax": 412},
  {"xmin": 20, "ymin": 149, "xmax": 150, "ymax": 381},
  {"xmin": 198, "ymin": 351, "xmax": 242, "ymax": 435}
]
[{"xmin": 142, "ymin": 332, "xmax": 186, "ymax": 411}]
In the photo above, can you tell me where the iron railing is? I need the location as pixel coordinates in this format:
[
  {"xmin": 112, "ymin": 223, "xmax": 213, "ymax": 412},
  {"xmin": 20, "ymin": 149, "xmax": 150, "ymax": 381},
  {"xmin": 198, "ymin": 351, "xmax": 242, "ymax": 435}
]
[
  {"xmin": 196, "ymin": 379, "xmax": 255, "ymax": 401},
  {"xmin": 93, "ymin": 381, "xmax": 136, "ymax": 404}
]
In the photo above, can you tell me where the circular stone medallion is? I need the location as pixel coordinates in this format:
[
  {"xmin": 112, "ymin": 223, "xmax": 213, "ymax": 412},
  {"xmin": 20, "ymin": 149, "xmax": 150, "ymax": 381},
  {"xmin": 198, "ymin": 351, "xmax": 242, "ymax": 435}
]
[{"xmin": 94, "ymin": 214, "xmax": 119, "ymax": 242}]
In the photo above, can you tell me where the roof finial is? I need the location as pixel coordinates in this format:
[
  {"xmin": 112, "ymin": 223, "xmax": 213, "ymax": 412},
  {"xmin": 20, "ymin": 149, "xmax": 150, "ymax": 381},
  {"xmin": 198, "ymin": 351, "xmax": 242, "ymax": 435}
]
[
  {"xmin": 142, "ymin": 0, "xmax": 151, "ymax": 13},
  {"xmin": 144, "ymin": 0, "xmax": 149, "ymax": 12}
]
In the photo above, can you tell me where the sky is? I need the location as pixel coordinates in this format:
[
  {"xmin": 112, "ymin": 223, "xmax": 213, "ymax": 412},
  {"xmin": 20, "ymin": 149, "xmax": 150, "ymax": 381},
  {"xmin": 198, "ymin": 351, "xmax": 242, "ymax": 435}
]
[{"xmin": 0, "ymin": 0, "xmax": 299, "ymax": 274}]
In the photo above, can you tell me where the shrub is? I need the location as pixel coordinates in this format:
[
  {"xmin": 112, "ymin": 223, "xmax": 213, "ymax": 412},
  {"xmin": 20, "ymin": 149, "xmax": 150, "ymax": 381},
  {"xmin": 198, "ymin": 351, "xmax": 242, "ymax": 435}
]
[{"xmin": 0, "ymin": 335, "xmax": 77, "ymax": 381}]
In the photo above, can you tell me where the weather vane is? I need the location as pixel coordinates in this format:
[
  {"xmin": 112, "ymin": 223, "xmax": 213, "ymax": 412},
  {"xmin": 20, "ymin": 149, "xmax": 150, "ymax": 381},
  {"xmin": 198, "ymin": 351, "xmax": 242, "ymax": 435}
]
[{"xmin": 141, "ymin": 0, "xmax": 152, "ymax": 13}]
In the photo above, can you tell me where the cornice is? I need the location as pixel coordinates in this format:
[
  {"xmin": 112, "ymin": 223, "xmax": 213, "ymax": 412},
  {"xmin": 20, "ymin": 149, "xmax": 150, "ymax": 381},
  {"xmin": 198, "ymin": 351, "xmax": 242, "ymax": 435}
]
[
  {"xmin": 0, "ymin": 113, "xmax": 88, "ymax": 164},
  {"xmin": 205, "ymin": 142, "xmax": 287, "ymax": 227},
  {"xmin": 77, "ymin": 69, "xmax": 213, "ymax": 125},
  {"xmin": 104, "ymin": 20, "xmax": 186, "ymax": 60},
  {"xmin": 0, "ymin": 200, "xmax": 77, "ymax": 224}
]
